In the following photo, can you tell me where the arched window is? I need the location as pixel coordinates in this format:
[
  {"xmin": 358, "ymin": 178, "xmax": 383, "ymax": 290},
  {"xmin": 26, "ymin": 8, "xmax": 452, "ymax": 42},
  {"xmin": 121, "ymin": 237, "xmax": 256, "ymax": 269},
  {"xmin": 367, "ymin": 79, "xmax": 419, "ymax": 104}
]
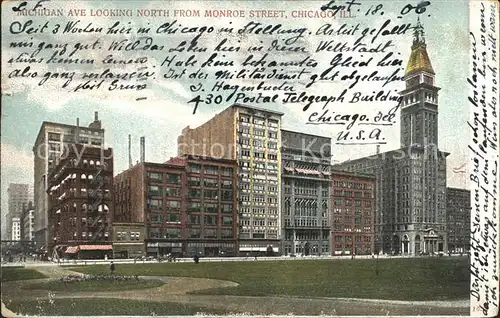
[
  {"xmin": 72, "ymin": 203, "xmax": 77, "ymax": 213},
  {"xmin": 88, "ymin": 175, "xmax": 94, "ymax": 181},
  {"xmin": 83, "ymin": 160, "xmax": 88, "ymax": 168},
  {"xmin": 89, "ymin": 160, "xmax": 95, "ymax": 168},
  {"xmin": 98, "ymin": 204, "xmax": 109, "ymax": 213},
  {"xmin": 96, "ymin": 161, "xmax": 101, "ymax": 167},
  {"xmin": 81, "ymin": 203, "xmax": 88, "ymax": 213},
  {"xmin": 81, "ymin": 174, "xmax": 87, "ymax": 180}
]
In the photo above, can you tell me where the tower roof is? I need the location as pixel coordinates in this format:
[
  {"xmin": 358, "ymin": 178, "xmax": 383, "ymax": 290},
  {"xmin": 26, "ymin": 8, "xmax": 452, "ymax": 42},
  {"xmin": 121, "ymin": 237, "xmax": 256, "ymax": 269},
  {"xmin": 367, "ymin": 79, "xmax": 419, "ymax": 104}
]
[{"xmin": 405, "ymin": 19, "xmax": 435, "ymax": 77}]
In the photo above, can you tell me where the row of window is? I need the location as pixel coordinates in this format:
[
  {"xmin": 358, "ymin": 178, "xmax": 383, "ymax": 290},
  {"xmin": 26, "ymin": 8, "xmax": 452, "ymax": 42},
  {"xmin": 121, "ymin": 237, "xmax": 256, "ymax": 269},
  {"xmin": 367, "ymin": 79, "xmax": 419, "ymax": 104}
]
[
  {"xmin": 116, "ymin": 231, "xmax": 141, "ymax": 241},
  {"xmin": 333, "ymin": 199, "xmax": 373, "ymax": 207},
  {"xmin": 334, "ymin": 236, "xmax": 372, "ymax": 242},
  {"xmin": 148, "ymin": 172, "xmax": 182, "ymax": 184},
  {"xmin": 187, "ymin": 164, "xmax": 234, "ymax": 176},
  {"xmin": 332, "ymin": 181, "xmax": 373, "ymax": 190},
  {"xmin": 148, "ymin": 228, "xmax": 234, "ymax": 239},
  {"xmin": 188, "ymin": 203, "xmax": 233, "ymax": 213}
]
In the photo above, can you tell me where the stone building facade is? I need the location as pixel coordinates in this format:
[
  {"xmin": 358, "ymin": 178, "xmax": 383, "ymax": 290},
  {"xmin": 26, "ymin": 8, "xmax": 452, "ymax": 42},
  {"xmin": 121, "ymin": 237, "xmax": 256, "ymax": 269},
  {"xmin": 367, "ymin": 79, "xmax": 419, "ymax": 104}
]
[{"xmin": 281, "ymin": 130, "xmax": 332, "ymax": 256}]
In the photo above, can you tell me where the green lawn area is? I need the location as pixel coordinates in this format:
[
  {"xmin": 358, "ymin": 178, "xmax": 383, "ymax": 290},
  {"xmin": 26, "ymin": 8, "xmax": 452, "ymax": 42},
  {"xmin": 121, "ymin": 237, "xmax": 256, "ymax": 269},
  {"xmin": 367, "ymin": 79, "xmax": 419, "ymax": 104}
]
[
  {"xmin": 6, "ymin": 298, "xmax": 230, "ymax": 316},
  {"xmin": 1, "ymin": 267, "xmax": 47, "ymax": 282},
  {"xmin": 69, "ymin": 257, "xmax": 470, "ymax": 301},
  {"xmin": 22, "ymin": 278, "xmax": 165, "ymax": 292}
]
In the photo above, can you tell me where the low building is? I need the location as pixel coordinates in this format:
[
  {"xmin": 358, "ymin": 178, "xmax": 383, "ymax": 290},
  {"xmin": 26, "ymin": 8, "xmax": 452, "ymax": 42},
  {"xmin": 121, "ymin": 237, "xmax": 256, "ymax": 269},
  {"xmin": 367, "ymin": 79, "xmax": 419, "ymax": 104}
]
[
  {"xmin": 446, "ymin": 187, "xmax": 470, "ymax": 253},
  {"xmin": 111, "ymin": 222, "xmax": 146, "ymax": 258},
  {"xmin": 331, "ymin": 170, "xmax": 376, "ymax": 256},
  {"xmin": 47, "ymin": 143, "xmax": 114, "ymax": 257}
]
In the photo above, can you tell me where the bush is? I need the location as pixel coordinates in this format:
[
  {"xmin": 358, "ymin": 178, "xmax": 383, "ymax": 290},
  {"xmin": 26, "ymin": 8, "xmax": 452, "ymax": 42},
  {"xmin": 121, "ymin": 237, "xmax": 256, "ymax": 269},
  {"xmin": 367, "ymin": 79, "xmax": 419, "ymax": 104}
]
[{"xmin": 59, "ymin": 274, "xmax": 140, "ymax": 283}]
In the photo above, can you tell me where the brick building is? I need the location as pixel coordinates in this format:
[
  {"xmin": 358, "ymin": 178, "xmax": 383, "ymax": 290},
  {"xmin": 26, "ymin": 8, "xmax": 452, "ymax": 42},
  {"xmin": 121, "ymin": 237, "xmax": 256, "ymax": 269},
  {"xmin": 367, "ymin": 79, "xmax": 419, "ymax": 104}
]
[
  {"xmin": 47, "ymin": 144, "xmax": 113, "ymax": 256},
  {"xmin": 281, "ymin": 130, "xmax": 332, "ymax": 256},
  {"xmin": 331, "ymin": 170, "xmax": 376, "ymax": 256},
  {"xmin": 33, "ymin": 112, "xmax": 104, "ymax": 248},
  {"xmin": 114, "ymin": 162, "xmax": 185, "ymax": 256},
  {"xmin": 113, "ymin": 156, "xmax": 238, "ymax": 257},
  {"xmin": 178, "ymin": 104, "xmax": 283, "ymax": 255}
]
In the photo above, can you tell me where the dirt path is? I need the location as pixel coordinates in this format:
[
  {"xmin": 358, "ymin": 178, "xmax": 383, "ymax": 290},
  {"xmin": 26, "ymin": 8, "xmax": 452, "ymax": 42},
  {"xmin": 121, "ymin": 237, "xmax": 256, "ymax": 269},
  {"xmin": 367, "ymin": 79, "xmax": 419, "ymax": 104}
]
[{"xmin": 3, "ymin": 265, "xmax": 470, "ymax": 316}]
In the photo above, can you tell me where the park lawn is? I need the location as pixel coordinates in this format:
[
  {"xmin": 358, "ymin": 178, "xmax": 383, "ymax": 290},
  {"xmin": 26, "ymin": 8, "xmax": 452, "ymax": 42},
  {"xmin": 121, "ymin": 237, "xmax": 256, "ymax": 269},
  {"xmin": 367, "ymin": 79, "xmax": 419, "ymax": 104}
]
[
  {"xmin": 22, "ymin": 278, "xmax": 165, "ymax": 292},
  {"xmin": 6, "ymin": 298, "xmax": 230, "ymax": 316},
  {"xmin": 69, "ymin": 257, "xmax": 470, "ymax": 301},
  {"xmin": 1, "ymin": 267, "xmax": 47, "ymax": 282}
]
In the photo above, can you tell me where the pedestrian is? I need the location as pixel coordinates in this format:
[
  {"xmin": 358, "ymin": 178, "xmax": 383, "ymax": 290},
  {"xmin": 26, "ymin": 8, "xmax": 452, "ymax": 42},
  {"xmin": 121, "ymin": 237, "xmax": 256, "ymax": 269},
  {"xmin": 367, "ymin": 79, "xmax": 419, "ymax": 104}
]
[{"xmin": 110, "ymin": 261, "xmax": 115, "ymax": 275}]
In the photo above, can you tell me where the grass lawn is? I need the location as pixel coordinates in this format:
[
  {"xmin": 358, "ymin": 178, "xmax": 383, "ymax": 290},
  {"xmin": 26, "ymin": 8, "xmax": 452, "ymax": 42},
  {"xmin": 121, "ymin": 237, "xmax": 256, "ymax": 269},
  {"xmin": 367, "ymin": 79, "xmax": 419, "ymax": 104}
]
[
  {"xmin": 1, "ymin": 267, "xmax": 47, "ymax": 282},
  {"xmin": 69, "ymin": 257, "xmax": 470, "ymax": 301},
  {"xmin": 22, "ymin": 278, "xmax": 165, "ymax": 292},
  {"xmin": 6, "ymin": 298, "xmax": 230, "ymax": 316}
]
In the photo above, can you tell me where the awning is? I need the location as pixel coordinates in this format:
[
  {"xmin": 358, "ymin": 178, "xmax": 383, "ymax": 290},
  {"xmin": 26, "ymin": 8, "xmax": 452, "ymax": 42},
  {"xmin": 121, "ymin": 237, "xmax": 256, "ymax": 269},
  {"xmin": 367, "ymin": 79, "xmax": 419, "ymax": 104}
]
[
  {"xmin": 295, "ymin": 168, "xmax": 321, "ymax": 175},
  {"xmin": 284, "ymin": 167, "xmax": 294, "ymax": 172},
  {"xmin": 78, "ymin": 245, "xmax": 113, "ymax": 251},
  {"xmin": 65, "ymin": 246, "xmax": 79, "ymax": 254}
]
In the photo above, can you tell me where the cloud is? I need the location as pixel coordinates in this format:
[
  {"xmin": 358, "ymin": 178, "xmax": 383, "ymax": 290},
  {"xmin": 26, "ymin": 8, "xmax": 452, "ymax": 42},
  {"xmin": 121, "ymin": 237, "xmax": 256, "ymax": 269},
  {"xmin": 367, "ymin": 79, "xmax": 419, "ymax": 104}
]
[{"xmin": 1, "ymin": 143, "xmax": 34, "ymax": 171}]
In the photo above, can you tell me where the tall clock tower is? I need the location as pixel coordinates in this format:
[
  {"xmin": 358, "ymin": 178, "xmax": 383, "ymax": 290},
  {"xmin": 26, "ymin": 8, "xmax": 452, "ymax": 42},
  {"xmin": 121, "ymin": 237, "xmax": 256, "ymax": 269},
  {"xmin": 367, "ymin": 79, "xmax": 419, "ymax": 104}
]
[
  {"xmin": 400, "ymin": 19, "xmax": 441, "ymax": 148},
  {"xmin": 398, "ymin": 19, "xmax": 448, "ymax": 255}
]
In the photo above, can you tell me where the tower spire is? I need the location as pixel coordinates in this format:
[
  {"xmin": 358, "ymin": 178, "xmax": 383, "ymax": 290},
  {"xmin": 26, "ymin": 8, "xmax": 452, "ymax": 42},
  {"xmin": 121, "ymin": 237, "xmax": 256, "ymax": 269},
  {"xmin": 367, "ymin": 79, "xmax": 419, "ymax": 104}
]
[{"xmin": 405, "ymin": 18, "xmax": 434, "ymax": 77}]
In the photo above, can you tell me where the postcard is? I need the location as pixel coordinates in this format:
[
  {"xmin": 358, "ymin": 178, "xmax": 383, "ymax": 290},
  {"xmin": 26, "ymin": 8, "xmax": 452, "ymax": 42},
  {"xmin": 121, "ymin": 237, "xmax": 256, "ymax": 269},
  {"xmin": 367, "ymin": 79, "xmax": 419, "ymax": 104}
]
[{"xmin": 1, "ymin": 0, "xmax": 499, "ymax": 316}]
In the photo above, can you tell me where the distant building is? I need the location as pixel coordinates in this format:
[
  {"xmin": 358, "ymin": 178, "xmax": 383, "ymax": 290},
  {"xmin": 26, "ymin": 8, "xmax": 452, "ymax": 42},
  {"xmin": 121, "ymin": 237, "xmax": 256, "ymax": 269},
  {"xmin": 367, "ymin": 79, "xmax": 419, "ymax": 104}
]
[
  {"xmin": 178, "ymin": 104, "xmax": 283, "ymax": 254},
  {"xmin": 22, "ymin": 201, "xmax": 35, "ymax": 242},
  {"xmin": 333, "ymin": 21, "xmax": 448, "ymax": 256},
  {"xmin": 11, "ymin": 217, "xmax": 21, "ymax": 241},
  {"xmin": 47, "ymin": 143, "xmax": 114, "ymax": 256},
  {"xmin": 33, "ymin": 112, "xmax": 104, "ymax": 248},
  {"xmin": 281, "ymin": 129, "xmax": 332, "ymax": 256},
  {"xmin": 331, "ymin": 171, "xmax": 376, "ymax": 255},
  {"xmin": 446, "ymin": 187, "xmax": 470, "ymax": 253},
  {"xmin": 6, "ymin": 183, "xmax": 33, "ymax": 242}
]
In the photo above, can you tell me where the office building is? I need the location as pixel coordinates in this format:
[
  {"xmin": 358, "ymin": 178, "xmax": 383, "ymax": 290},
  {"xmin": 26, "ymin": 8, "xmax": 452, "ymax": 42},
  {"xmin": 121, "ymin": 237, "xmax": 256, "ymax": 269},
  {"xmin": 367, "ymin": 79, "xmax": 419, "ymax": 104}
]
[
  {"xmin": 281, "ymin": 129, "xmax": 332, "ymax": 256},
  {"xmin": 446, "ymin": 187, "xmax": 470, "ymax": 253},
  {"xmin": 33, "ymin": 112, "xmax": 104, "ymax": 248},
  {"xmin": 22, "ymin": 201, "xmax": 35, "ymax": 242},
  {"xmin": 178, "ymin": 104, "xmax": 283, "ymax": 255},
  {"xmin": 114, "ymin": 155, "xmax": 238, "ymax": 257},
  {"xmin": 47, "ymin": 143, "xmax": 113, "ymax": 255},
  {"xmin": 6, "ymin": 183, "xmax": 33, "ymax": 242},
  {"xmin": 331, "ymin": 171, "xmax": 376, "ymax": 255},
  {"xmin": 333, "ymin": 21, "xmax": 448, "ymax": 255}
]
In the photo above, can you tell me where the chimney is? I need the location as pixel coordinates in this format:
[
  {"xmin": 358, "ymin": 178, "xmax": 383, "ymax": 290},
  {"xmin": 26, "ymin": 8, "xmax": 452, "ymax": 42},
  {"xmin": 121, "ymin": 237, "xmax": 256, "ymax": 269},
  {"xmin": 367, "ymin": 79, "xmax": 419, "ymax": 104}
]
[
  {"xmin": 95, "ymin": 111, "xmax": 99, "ymax": 121},
  {"xmin": 75, "ymin": 118, "xmax": 80, "ymax": 143},
  {"xmin": 140, "ymin": 136, "xmax": 145, "ymax": 162},
  {"xmin": 376, "ymin": 145, "xmax": 380, "ymax": 155},
  {"xmin": 128, "ymin": 134, "xmax": 132, "ymax": 168}
]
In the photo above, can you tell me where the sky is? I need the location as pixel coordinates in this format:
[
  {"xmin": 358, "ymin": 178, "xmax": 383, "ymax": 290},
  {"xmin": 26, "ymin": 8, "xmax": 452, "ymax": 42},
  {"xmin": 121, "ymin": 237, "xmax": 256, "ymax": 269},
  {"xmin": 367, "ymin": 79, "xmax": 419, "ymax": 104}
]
[{"xmin": 1, "ymin": 0, "xmax": 470, "ymax": 235}]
